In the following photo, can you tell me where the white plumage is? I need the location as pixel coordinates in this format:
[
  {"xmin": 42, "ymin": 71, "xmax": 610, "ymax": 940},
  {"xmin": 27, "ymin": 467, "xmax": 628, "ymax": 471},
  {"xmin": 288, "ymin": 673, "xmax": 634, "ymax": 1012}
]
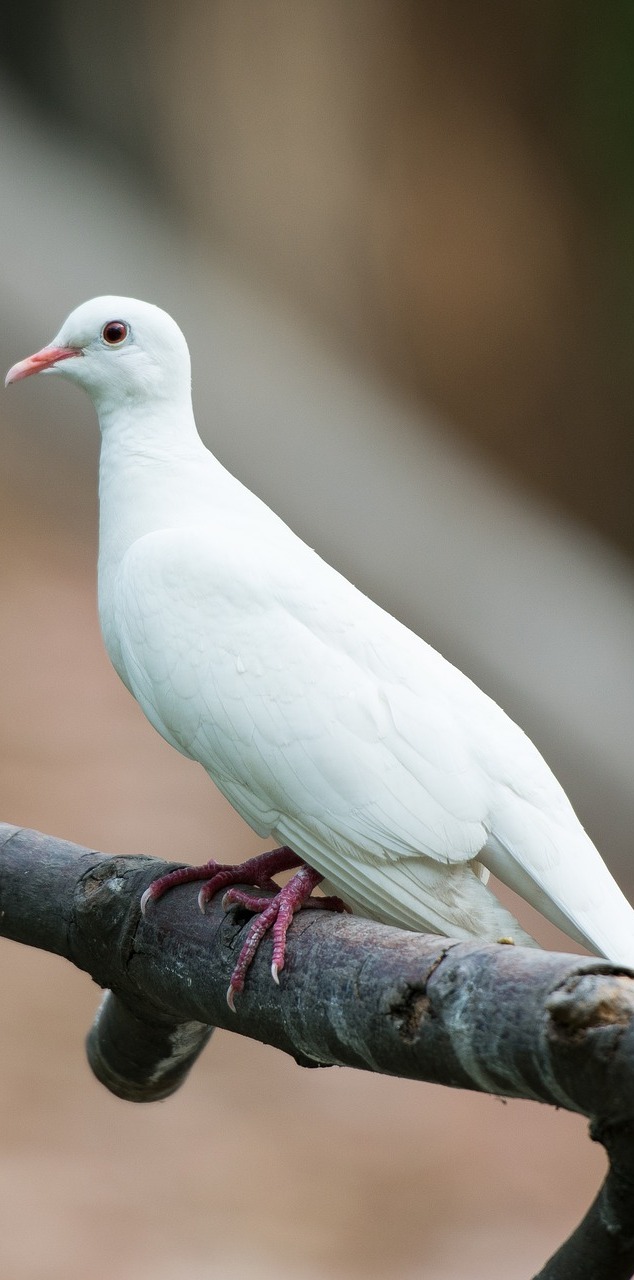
[{"xmin": 7, "ymin": 296, "xmax": 634, "ymax": 971}]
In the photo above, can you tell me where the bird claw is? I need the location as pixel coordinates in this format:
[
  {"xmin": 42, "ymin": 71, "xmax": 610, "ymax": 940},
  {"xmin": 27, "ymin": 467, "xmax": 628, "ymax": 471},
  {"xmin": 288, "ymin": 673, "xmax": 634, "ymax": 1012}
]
[
  {"xmin": 139, "ymin": 847, "xmax": 349, "ymax": 1009},
  {"xmin": 222, "ymin": 863, "xmax": 326, "ymax": 1008},
  {"xmin": 139, "ymin": 885, "xmax": 154, "ymax": 916}
]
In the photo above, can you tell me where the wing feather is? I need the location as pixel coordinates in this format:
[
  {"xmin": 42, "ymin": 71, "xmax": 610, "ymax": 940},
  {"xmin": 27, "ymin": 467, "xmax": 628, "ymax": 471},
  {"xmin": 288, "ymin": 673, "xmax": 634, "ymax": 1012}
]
[{"xmin": 111, "ymin": 522, "xmax": 615, "ymax": 947}]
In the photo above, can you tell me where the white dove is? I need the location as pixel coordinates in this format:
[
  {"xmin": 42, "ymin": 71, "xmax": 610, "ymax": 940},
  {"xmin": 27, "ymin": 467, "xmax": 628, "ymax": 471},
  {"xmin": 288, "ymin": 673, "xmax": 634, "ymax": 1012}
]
[{"xmin": 7, "ymin": 296, "xmax": 634, "ymax": 1006}]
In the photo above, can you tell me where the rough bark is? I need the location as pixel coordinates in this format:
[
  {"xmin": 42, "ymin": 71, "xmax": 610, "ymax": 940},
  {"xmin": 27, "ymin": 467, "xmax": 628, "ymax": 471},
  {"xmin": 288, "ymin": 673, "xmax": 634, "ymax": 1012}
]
[{"xmin": 1, "ymin": 821, "xmax": 633, "ymax": 1279}]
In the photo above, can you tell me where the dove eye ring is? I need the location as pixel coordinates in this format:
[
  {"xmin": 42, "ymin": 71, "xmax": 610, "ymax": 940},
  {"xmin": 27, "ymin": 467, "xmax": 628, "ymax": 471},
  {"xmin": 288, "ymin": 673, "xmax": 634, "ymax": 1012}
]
[{"xmin": 101, "ymin": 321, "xmax": 129, "ymax": 346}]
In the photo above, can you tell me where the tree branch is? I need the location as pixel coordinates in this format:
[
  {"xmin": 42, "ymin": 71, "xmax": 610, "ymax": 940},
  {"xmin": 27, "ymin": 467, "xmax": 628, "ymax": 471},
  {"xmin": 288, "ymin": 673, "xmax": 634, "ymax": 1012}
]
[{"xmin": 1, "ymin": 822, "xmax": 633, "ymax": 1279}]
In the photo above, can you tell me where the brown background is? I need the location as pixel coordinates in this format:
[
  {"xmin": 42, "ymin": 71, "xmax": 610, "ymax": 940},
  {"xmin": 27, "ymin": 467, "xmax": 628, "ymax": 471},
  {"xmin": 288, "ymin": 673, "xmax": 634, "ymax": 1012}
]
[{"xmin": 1, "ymin": 5, "xmax": 633, "ymax": 1277}]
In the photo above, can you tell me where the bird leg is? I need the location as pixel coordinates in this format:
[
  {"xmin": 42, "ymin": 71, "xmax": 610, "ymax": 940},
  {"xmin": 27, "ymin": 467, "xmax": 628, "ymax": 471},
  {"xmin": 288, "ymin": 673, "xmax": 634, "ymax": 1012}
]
[
  {"xmin": 140, "ymin": 847, "xmax": 351, "ymax": 1008},
  {"xmin": 221, "ymin": 863, "xmax": 350, "ymax": 1010}
]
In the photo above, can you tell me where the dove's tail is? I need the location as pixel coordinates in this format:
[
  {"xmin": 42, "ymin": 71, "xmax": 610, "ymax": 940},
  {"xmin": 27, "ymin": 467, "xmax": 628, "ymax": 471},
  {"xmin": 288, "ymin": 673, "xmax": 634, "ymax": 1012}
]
[
  {"xmin": 482, "ymin": 808, "xmax": 634, "ymax": 969},
  {"xmin": 279, "ymin": 816, "xmax": 539, "ymax": 946}
]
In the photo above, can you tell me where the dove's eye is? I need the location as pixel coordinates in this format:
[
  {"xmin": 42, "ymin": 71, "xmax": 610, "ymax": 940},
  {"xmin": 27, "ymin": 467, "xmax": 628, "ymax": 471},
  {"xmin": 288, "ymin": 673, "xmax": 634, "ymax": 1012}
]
[{"xmin": 101, "ymin": 321, "xmax": 129, "ymax": 346}]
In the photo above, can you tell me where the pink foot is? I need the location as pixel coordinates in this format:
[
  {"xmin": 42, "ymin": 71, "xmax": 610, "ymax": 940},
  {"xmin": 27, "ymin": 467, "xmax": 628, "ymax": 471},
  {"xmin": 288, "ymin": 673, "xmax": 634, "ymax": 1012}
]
[
  {"xmin": 222, "ymin": 873, "xmax": 351, "ymax": 1009},
  {"xmin": 140, "ymin": 846, "xmax": 302, "ymax": 915},
  {"xmin": 140, "ymin": 847, "xmax": 351, "ymax": 1008}
]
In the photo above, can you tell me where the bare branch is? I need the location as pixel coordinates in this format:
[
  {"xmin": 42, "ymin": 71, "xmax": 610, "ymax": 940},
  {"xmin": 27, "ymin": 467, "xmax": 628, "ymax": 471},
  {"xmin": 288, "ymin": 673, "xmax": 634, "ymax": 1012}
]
[{"xmin": 1, "ymin": 821, "xmax": 633, "ymax": 1280}]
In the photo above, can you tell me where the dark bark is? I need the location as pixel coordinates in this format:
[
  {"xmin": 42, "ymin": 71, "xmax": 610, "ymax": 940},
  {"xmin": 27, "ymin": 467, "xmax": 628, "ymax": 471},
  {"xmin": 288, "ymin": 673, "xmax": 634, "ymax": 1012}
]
[{"xmin": 1, "ymin": 821, "xmax": 633, "ymax": 1279}]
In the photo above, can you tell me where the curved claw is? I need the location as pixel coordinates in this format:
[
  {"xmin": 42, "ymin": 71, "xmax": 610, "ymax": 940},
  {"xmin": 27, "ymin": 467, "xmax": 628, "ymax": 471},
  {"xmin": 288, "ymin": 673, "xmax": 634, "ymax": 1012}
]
[{"xmin": 140, "ymin": 886, "xmax": 154, "ymax": 916}]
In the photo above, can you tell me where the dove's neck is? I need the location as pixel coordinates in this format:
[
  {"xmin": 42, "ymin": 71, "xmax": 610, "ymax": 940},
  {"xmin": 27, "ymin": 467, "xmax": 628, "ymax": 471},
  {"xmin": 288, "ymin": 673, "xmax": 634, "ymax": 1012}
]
[{"xmin": 96, "ymin": 395, "xmax": 236, "ymax": 599}]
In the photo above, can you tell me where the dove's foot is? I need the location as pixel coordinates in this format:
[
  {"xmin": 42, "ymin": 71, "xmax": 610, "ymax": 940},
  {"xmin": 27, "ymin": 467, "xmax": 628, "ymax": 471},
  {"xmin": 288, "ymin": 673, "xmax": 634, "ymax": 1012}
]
[
  {"xmin": 140, "ymin": 847, "xmax": 351, "ymax": 1008},
  {"xmin": 221, "ymin": 864, "xmax": 351, "ymax": 1010},
  {"xmin": 140, "ymin": 845, "xmax": 302, "ymax": 914}
]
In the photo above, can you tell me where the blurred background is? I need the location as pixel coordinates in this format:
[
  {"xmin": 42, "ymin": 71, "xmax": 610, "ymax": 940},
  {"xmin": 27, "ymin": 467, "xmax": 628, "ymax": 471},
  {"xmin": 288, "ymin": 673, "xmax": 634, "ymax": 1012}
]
[{"xmin": 1, "ymin": 3, "xmax": 634, "ymax": 1277}]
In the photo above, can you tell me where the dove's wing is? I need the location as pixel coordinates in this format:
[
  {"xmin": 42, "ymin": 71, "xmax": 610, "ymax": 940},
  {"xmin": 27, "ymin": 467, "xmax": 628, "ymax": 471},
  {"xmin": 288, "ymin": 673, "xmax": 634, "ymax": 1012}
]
[
  {"xmin": 108, "ymin": 523, "xmax": 528, "ymax": 943},
  {"xmin": 110, "ymin": 520, "xmax": 634, "ymax": 959}
]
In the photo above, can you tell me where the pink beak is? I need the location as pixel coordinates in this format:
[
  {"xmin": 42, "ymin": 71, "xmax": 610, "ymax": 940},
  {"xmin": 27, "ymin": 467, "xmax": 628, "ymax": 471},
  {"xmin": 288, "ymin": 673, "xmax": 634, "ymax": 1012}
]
[{"xmin": 5, "ymin": 345, "xmax": 81, "ymax": 387}]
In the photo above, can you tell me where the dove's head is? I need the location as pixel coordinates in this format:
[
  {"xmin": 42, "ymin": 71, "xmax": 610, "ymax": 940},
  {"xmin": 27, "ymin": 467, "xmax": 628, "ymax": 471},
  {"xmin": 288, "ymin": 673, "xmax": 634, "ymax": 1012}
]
[{"xmin": 5, "ymin": 296, "xmax": 192, "ymax": 417}]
